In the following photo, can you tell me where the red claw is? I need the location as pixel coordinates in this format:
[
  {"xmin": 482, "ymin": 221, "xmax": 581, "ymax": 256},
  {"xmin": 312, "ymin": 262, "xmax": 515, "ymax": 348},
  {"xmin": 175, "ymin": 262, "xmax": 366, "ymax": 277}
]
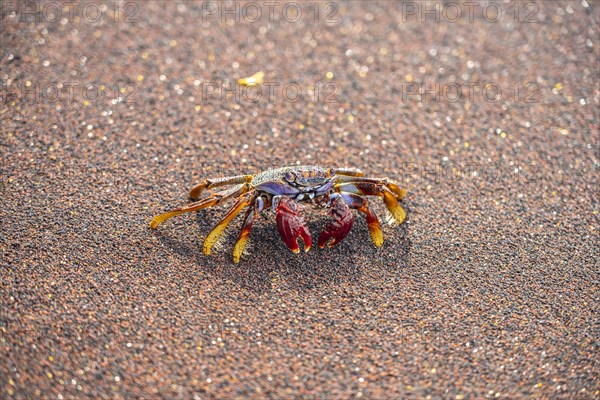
[
  {"xmin": 318, "ymin": 196, "xmax": 354, "ymax": 248},
  {"xmin": 276, "ymin": 197, "xmax": 312, "ymax": 253}
]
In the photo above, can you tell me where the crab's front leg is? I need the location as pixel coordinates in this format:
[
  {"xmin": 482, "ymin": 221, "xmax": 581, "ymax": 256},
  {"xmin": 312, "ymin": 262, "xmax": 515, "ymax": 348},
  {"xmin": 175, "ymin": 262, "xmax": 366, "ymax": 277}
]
[
  {"xmin": 338, "ymin": 192, "xmax": 383, "ymax": 247},
  {"xmin": 318, "ymin": 194, "xmax": 354, "ymax": 248},
  {"xmin": 275, "ymin": 196, "xmax": 312, "ymax": 253}
]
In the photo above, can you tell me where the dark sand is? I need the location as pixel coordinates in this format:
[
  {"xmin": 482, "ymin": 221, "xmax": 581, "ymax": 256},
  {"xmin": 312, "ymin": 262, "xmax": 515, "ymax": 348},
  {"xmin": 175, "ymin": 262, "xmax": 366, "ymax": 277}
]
[{"xmin": 1, "ymin": 1, "xmax": 598, "ymax": 398}]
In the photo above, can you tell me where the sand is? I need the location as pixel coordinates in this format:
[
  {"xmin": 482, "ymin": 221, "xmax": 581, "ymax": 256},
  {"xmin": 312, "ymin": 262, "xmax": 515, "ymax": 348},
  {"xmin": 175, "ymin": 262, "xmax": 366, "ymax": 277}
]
[{"xmin": 1, "ymin": 1, "xmax": 598, "ymax": 398}]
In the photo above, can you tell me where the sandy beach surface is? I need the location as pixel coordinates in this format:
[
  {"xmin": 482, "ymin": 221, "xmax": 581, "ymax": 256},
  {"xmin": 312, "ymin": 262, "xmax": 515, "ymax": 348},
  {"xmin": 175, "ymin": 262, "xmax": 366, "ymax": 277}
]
[{"xmin": 1, "ymin": 1, "xmax": 598, "ymax": 398}]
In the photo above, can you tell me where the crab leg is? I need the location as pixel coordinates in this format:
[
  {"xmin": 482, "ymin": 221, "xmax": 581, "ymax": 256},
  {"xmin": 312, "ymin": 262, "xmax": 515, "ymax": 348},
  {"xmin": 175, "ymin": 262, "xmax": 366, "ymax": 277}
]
[
  {"xmin": 232, "ymin": 196, "xmax": 267, "ymax": 263},
  {"xmin": 189, "ymin": 174, "xmax": 253, "ymax": 200},
  {"xmin": 329, "ymin": 167, "xmax": 364, "ymax": 177},
  {"xmin": 150, "ymin": 184, "xmax": 249, "ymax": 228},
  {"xmin": 337, "ymin": 192, "xmax": 384, "ymax": 247},
  {"xmin": 335, "ymin": 182, "xmax": 406, "ymax": 225},
  {"xmin": 203, "ymin": 192, "xmax": 254, "ymax": 255},
  {"xmin": 335, "ymin": 177, "xmax": 407, "ymax": 200}
]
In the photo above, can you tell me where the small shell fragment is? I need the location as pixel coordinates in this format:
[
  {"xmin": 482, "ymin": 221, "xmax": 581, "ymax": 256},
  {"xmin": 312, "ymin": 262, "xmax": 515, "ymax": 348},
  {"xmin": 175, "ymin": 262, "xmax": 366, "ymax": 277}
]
[{"xmin": 238, "ymin": 71, "xmax": 264, "ymax": 87}]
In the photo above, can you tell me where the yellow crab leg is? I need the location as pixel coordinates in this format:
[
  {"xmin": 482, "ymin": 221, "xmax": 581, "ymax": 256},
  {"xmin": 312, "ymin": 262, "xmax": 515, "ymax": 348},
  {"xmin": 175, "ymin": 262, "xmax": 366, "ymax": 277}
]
[
  {"xmin": 203, "ymin": 193, "xmax": 253, "ymax": 256},
  {"xmin": 232, "ymin": 196, "xmax": 267, "ymax": 263},
  {"xmin": 232, "ymin": 210, "xmax": 255, "ymax": 263},
  {"xmin": 335, "ymin": 182, "xmax": 406, "ymax": 225},
  {"xmin": 330, "ymin": 167, "xmax": 364, "ymax": 177},
  {"xmin": 335, "ymin": 192, "xmax": 383, "ymax": 247},
  {"xmin": 150, "ymin": 184, "xmax": 248, "ymax": 228},
  {"xmin": 189, "ymin": 175, "xmax": 253, "ymax": 200},
  {"xmin": 334, "ymin": 177, "xmax": 407, "ymax": 199}
]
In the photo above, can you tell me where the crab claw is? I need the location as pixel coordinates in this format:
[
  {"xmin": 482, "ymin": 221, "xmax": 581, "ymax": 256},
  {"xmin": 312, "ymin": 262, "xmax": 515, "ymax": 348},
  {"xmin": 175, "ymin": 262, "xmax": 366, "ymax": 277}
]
[
  {"xmin": 276, "ymin": 197, "xmax": 312, "ymax": 253},
  {"xmin": 318, "ymin": 196, "xmax": 354, "ymax": 248}
]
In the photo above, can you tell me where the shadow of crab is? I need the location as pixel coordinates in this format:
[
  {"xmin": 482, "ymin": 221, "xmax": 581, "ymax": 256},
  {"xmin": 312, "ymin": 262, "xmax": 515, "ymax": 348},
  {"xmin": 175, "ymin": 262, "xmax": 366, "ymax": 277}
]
[{"xmin": 153, "ymin": 207, "xmax": 410, "ymax": 293}]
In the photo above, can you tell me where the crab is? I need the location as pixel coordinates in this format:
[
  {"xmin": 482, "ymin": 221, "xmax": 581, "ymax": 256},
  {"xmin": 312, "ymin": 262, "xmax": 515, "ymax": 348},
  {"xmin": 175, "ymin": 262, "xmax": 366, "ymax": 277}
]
[{"xmin": 150, "ymin": 166, "xmax": 407, "ymax": 263}]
